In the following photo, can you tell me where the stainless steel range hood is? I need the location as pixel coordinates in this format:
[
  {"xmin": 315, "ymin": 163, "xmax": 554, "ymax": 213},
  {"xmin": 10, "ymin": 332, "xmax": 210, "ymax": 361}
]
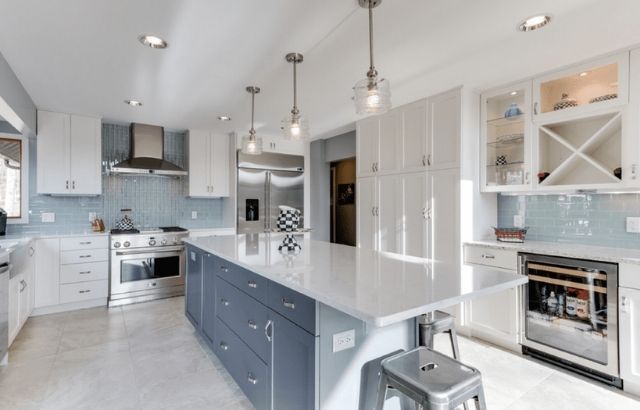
[{"xmin": 111, "ymin": 123, "xmax": 188, "ymax": 176}]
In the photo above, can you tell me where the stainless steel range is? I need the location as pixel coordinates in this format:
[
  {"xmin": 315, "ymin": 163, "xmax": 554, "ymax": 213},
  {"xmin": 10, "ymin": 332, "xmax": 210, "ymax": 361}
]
[{"xmin": 108, "ymin": 226, "xmax": 188, "ymax": 307}]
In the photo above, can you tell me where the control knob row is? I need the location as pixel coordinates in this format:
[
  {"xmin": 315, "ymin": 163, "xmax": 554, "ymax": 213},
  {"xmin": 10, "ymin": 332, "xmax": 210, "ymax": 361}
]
[{"xmin": 113, "ymin": 241, "xmax": 131, "ymax": 248}]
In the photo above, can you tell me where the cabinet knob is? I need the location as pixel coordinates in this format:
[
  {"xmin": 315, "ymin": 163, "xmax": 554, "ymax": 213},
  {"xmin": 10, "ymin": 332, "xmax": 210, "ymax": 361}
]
[
  {"xmin": 632, "ymin": 164, "xmax": 637, "ymax": 180},
  {"xmin": 481, "ymin": 254, "xmax": 495, "ymax": 259},
  {"xmin": 220, "ymin": 298, "xmax": 230, "ymax": 307},
  {"xmin": 247, "ymin": 373, "xmax": 257, "ymax": 385},
  {"xmin": 72, "ymin": 180, "xmax": 76, "ymax": 189},
  {"xmin": 248, "ymin": 320, "xmax": 257, "ymax": 330},
  {"xmin": 79, "ymin": 271, "xmax": 91, "ymax": 275},
  {"xmin": 427, "ymin": 154, "xmax": 431, "ymax": 167},
  {"xmin": 219, "ymin": 342, "xmax": 228, "ymax": 351},
  {"xmin": 247, "ymin": 280, "xmax": 257, "ymax": 289},
  {"xmin": 220, "ymin": 266, "xmax": 229, "ymax": 272},
  {"xmin": 66, "ymin": 180, "xmax": 69, "ymax": 189},
  {"xmin": 621, "ymin": 296, "xmax": 630, "ymax": 313},
  {"xmin": 533, "ymin": 102, "xmax": 539, "ymax": 115},
  {"xmin": 79, "ymin": 289, "xmax": 91, "ymax": 294},
  {"xmin": 422, "ymin": 155, "xmax": 426, "ymax": 166},
  {"xmin": 282, "ymin": 298, "xmax": 295, "ymax": 310}
]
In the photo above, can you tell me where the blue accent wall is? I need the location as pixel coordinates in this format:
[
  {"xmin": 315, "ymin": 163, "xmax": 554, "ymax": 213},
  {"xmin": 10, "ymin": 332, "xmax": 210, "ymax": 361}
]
[
  {"xmin": 498, "ymin": 193, "xmax": 640, "ymax": 248},
  {"xmin": 8, "ymin": 123, "xmax": 229, "ymax": 235}
]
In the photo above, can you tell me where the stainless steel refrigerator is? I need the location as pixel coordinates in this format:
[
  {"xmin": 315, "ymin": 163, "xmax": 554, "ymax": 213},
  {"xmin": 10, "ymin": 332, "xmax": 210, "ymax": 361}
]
[{"xmin": 237, "ymin": 152, "xmax": 304, "ymax": 234}]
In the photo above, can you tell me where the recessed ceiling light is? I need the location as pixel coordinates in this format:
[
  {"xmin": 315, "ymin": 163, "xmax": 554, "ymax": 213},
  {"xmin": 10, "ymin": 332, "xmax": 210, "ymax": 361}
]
[
  {"xmin": 510, "ymin": 91, "xmax": 518, "ymax": 96},
  {"xmin": 124, "ymin": 100, "xmax": 142, "ymax": 107},
  {"xmin": 217, "ymin": 116, "xmax": 232, "ymax": 121},
  {"xmin": 579, "ymin": 72, "xmax": 589, "ymax": 77},
  {"xmin": 518, "ymin": 14, "xmax": 551, "ymax": 32},
  {"xmin": 138, "ymin": 34, "xmax": 168, "ymax": 49}
]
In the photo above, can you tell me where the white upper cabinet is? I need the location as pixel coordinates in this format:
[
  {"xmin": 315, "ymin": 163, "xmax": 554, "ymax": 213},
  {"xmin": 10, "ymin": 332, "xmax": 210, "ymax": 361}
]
[
  {"xmin": 481, "ymin": 81, "xmax": 533, "ymax": 192},
  {"xmin": 427, "ymin": 89, "xmax": 461, "ymax": 170},
  {"xmin": 235, "ymin": 134, "xmax": 304, "ymax": 156},
  {"xmin": 37, "ymin": 111, "xmax": 101, "ymax": 195},
  {"xmin": 356, "ymin": 116, "xmax": 380, "ymax": 177},
  {"xmin": 378, "ymin": 110, "xmax": 400, "ymax": 173},
  {"xmin": 188, "ymin": 130, "xmax": 230, "ymax": 197},
  {"xmin": 401, "ymin": 99, "xmax": 428, "ymax": 172}
]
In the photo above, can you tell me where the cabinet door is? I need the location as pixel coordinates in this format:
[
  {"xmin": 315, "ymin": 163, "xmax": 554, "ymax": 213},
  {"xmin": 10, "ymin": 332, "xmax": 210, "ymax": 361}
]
[
  {"xmin": 378, "ymin": 110, "xmax": 400, "ymax": 172},
  {"xmin": 356, "ymin": 116, "xmax": 379, "ymax": 177},
  {"xmin": 356, "ymin": 177, "xmax": 377, "ymax": 250},
  {"xmin": 34, "ymin": 238, "xmax": 60, "ymax": 308},
  {"xmin": 185, "ymin": 247, "xmax": 203, "ymax": 328},
  {"xmin": 427, "ymin": 169, "xmax": 459, "ymax": 273},
  {"xmin": 402, "ymin": 172, "xmax": 428, "ymax": 258},
  {"xmin": 401, "ymin": 99, "xmax": 428, "ymax": 171},
  {"xmin": 188, "ymin": 130, "xmax": 211, "ymax": 197},
  {"xmin": 210, "ymin": 134, "xmax": 230, "ymax": 197},
  {"xmin": 70, "ymin": 115, "xmax": 101, "ymax": 195},
  {"xmin": 271, "ymin": 312, "xmax": 317, "ymax": 410},
  {"xmin": 37, "ymin": 111, "xmax": 70, "ymax": 194},
  {"xmin": 8, "ymin": 274, "xmax": 21, "ymax": 345},
  {"xmin": 25, "ymin": 243, "xmax": 35, "ymax": 315},
  {"xmin": 427, "ymin": 89, "xmax": 460, "ymax": 170},
  {"xmin": 620, "ymin": 287, "xmax": 640, "ymax": 394},
  {"xmin": 201, "ymin": 254, "xmax": 217, "ymax": 345},
  {"xmin": 377, "ymin": 175, "xmax": 403, "ymax": 253}
]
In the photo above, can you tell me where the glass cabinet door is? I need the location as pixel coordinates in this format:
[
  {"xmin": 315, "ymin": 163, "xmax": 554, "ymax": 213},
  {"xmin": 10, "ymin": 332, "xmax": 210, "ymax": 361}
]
[
  {"xmin": 481, "ymin": 82, "xmax": 532, "ymax": 191},
  {"xmin": 533, "ymin": 52, "xmax": 629, "ymax": 121}
]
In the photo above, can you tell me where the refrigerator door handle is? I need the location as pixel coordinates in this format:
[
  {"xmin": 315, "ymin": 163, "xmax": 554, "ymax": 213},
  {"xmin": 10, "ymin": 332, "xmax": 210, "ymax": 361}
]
[
  {"xmin": 264, "ymin": 172, "xmax": 269, "ymax": 230},
  {"xmin": 266, "ymin": 171, "xmax": 272, "ymax": 230}
]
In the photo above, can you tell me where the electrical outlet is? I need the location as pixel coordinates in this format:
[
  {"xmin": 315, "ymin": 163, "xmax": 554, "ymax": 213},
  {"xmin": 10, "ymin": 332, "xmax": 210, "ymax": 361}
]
[
  {"xmin": 191, "ymin": 211, "xmax": 198, "ymax": 219},
  {"xmin": 41, "ymin": 212, "xmax": 55, "ymax": 223},
  {"xmin": 627, "ymin": 217, "xmax": 640, "ymax": 233},
  {"xmin": 89, "ymin": 212, "xmax": 97, "ymax": 222},
  {"xmin": 332, "ymin": 329, "xmax": 355, "ymax": 353},
  {"xmin": 513, "ymin": 215, "xmax": 524, "ymax": 228}
]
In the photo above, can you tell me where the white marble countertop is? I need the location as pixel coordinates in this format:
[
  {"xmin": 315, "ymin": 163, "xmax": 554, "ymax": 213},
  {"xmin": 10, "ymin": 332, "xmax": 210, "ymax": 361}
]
[
  {"xmin": 466, "ymin": 239, "xmax": 640, "ymax": 265},
  {"xmin": 184, "ymin": 234, "xmax": 528, "ymax": 327}
]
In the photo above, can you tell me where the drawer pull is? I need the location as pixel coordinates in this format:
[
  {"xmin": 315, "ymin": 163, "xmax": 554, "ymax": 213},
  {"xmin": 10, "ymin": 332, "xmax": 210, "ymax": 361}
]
[
  {"xmin": 282, "ymin": 298, "xmax": 295, "ymax": 310},
  {"xmin": 219, "ymin": 342, "xmax": 229, "ymax": 351},
  {"xmin": 265, "ymin": 319, "xmax": 273, "ymax": 342},
  {"xmin": 248, "ymin": 320, "xmax": 257, "ymax": 330},
  {"xmin": 247, "ymin": 373, "xmax": 257, "ymax": 385},
  {"xmin": 220, "ymin": 266, "xmax": 229, "ymax": 272},
  {"xmin": 247, "ymin": 280, "xmax": 257, "ymax": 289},
  {"xmin": 79, "ymin": 255, "xmax": 92, "ymax": 259},
  {"xmin": 20, "ymin": 280, "xmax": 27, "ymax": 292},
  {"xmin": 621, "ymin": 296, "xmax": 630, "ymax": 314},
  {"xmin": 79, "ymin": 289, "xmax": 91, "ymax": 294},
  {"xmin": 79, "ymin": 241, "xmax": 92, "ymax": 245},
  {"xmin": 481, "ymin": 254, "xmax": 495, "ymax": 259},
  {"xmin": 220, "ymin": 298, "xmax": 230, "ymax": 307},
  {"xmin": 79, "ymin": 271, "xmax": 91, "ymax": 275}
]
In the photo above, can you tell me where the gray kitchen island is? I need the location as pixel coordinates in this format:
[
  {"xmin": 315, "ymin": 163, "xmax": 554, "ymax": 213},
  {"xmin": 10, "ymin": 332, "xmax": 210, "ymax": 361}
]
[{"xmin": 183, "ymin": 233, "xmax": 527, "ymax": 410}]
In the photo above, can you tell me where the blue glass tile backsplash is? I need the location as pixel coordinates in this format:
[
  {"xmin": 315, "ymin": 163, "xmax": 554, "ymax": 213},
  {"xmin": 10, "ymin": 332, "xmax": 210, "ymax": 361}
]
[
  {"xmin": 498, "ymin": 194, "xmax": 640, "ymax": 248},
  {"xmin": 8, "ymin": 124, "xmax": 229, "ymax": 235}
]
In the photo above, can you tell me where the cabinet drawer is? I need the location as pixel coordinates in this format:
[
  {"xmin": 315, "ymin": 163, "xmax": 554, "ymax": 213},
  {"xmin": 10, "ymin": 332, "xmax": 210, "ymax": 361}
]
[
  {"xmin": 60, "ymin": 261, "xmax": 108, "ymax": 284},
  {"xmin": 464, "ymin": 245, "xmax": 517, "ymax": 271},
  {"xmin": 60, "ymin": 248, "xmax": 108, "ymax": 265},
  {"xmin": 214, "ymin": 318, "xmax": 269, "ymax": 410},
  {"xmin": 619, "ymin": 263, "xmax": 640, "ymax": 290},
  {"xmin": 217, "ymin": 278, "xmax": 271, "ymax": 361},
  {"xmin": 216, "ymin": 259, "xmax": 268, "ymax": 303},
  {"xmin": 60, "ymin": 236, "xmax": 108, "ymax": 251},
  {"xmin": 59, "ymin": 280, "xmax": 108, "ymax": 303},
  {"xmin": 267, "ymin": 281, "xmax": 316, "ymax": 335}
]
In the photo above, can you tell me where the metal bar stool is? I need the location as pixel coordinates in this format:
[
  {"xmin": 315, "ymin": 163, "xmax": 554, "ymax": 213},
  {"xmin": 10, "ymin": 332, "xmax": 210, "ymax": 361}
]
[
  {"xmin": 375, "ymin": 346, "xmax": 487, "ymax": 410},
  {"xmin": 418, "ymin": 311, "xmax": 461, "ymax": 360}
]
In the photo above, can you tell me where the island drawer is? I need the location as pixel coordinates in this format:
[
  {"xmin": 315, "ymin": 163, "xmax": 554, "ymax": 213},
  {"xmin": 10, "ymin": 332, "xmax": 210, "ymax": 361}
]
[
  {"xmin": 216, "ymin": 259, "xmax": 268, "ymax": 303},
  {"xmin": 464, "ymin": 245, "xmax": 517, "ymax": 271},
  {"xmin": 267, "ymin": 281, "xmax": 316, "ymax": 335},
  {"xmin": 60, "ymin": 248, "xmax": 109, "ymax": 265},
  {"xmin": 217, "ymin": 278, "xmax": 271, "ymax": 361},
  {"xmin": 60, "ymin": 261, "xmax": 108, "ymax": 284},
  {"xmin": 60, "ymin": 236, "xmax": 108, "ymax": 251},
  {"xmin": 214, "ymin": 317, "xmax": 269, "ymax": 409}
]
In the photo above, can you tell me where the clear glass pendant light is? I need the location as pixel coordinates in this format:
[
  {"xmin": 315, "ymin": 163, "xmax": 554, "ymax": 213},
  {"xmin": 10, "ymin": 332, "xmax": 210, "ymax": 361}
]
[
  {"xmin": 241, "ymin": 86, "xmax": 263, "ymax": 155},
  {"xmin": 282, "ymin": 53, "xmax": 309, "ymax": 140},
  {"xmin": 353, "ymin": 0, "xmax": 391, "ymax": 115}
]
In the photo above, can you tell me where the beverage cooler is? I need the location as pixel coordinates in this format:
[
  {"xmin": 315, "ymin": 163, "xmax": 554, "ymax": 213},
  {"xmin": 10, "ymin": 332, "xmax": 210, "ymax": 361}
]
[{"xmin": 520, "ymin": 253, "xmax": 620, "ymax": 386}]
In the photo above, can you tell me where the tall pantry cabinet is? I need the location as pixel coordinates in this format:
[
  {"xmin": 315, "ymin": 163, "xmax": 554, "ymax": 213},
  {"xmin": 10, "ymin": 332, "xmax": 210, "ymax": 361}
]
[{"xmin": 356, "ymin": 88, "xmax": 461, "ymax": 272}]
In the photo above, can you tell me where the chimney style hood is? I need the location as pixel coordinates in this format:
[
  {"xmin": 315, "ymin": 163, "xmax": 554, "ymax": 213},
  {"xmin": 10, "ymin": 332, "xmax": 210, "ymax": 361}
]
[{"xmin": 111, "ymin": 123, "xmax": 187, "ymax": 176}]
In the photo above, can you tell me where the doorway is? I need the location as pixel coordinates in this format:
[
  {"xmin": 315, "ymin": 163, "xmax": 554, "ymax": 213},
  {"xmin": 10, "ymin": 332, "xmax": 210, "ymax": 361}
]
[{"xmin": 330, "ymin": 157, "xmax": 356, "ymax": 246}]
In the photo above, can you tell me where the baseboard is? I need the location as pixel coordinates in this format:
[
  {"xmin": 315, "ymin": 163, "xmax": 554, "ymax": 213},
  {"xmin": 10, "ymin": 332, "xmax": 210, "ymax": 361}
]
[
  {"xmin": 460, "ymin": 324, "xmax": 521, "ymax": 353},
  {"xmin": 32, "ymin": 298, "xmax": 108, "ymax": 316}
]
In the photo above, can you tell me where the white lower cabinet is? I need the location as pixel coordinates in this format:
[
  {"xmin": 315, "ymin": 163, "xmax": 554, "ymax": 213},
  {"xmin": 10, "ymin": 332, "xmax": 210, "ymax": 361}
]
[
  {"xmin": 463, "ymin": 244, "xmax": 522, "ymax": 352},
  {"xmin": 8, "ymin": 241, "xmax": 36, "ymax": 345},
  {"xmin": 377, "ymin": 175, "xmax": 403, "ymax": 253},
  {"xmin": 620, "ymin": 286, "xmax": 640, "ymax": 395}
]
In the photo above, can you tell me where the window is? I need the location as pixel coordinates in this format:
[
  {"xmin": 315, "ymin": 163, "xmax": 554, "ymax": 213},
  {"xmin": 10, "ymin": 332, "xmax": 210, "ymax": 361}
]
[{"xmin": 0, "ymin": 136, "xmax": 25, "ymax": 220}]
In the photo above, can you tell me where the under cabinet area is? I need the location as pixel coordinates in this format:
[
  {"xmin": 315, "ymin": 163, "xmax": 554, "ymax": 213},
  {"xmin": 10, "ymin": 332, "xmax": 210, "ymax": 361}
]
[
  {"xmin": 36, "ymin": 111, "xmax": 102, "ymax": 195},
  {"xmin": 187, "ymin": 130, "xmax": 230, "ymax": 197}
]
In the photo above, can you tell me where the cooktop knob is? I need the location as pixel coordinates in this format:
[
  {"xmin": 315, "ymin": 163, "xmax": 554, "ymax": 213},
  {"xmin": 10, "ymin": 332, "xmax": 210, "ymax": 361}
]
[
  {"xmin": 161, "ymin": 239, "xmax": 168, "ymax": 245},
  {"xmin": 123, "ymin": 241, "xmax": 131, "ymax": 248},
  {"xmin": 113, "ymin": 242, "xmax": 121, "ymax": 248},
  {"xmin": 149, "ymin": 239, "xmax": 156, "ymax": 246}
]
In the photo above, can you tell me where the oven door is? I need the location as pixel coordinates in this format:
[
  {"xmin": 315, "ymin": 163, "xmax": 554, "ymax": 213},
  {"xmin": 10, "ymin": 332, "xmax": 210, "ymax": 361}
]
[
  {"xmin": 111, "ymin": 246, "xmax": 185, "ymax": 295},
  {"xmin": 521, "ymin": 253, "xmax": 618, "ymax": 377}
]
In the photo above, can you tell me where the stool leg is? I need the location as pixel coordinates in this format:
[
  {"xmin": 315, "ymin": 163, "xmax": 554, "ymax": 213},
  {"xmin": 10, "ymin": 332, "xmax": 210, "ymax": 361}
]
[
  {"xmin": 474, "ymin": 386, "xmax": 487, "ymax": 410},
  {"xmin": 375, "ymin": 372, "xmax": 389, "ymax": 410},
  {"xmin": 449, "ymin": 328, "xmax": 461, "ymax": 360}
]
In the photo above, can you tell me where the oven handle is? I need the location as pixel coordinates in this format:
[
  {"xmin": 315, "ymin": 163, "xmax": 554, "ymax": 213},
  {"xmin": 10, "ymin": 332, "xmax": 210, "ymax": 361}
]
[{"xmin": 115, "ymin": 247, "xmax": 184, "ymax": 256}]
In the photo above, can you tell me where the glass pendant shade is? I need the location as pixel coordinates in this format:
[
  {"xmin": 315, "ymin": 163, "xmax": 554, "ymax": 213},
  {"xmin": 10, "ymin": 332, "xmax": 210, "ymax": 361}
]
[
  {"xmin": 241, "ymin": 134, "xmax": 263, "ymax": 155},
  {"xmin": 353, "ymin": 76, "xmax": 391, "ymax": 114},
  {"xmin": 281, "ymin": 114, "xmax": 309, "ymax": 140}
]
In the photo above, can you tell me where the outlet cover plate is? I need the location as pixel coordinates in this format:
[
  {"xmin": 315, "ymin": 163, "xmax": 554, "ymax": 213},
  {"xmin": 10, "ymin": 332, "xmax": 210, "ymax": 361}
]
[
  {"xmin": 627, "ymin": 217, "xmax": 640, "ymax": 233},
  {"xmin": 513, "ymin": 215, "xmax": 524, "ymax": 228},
  {"xmin": 332, "ymin": 329, "xmax": 355, "ymax": 353},
  {"xmin": 41, "ymin": 212, "xmax": 55, "ymax": 223},
  {"xmin": 191, "ymin": 211, "xmax": 198, "ymax": 219}
]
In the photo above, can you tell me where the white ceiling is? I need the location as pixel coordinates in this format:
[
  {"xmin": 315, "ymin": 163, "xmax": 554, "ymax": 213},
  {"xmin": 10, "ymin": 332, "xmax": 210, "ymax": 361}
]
[{"xmin": 1, "ymin": 0, "xmax": 640, "ymax": 139}]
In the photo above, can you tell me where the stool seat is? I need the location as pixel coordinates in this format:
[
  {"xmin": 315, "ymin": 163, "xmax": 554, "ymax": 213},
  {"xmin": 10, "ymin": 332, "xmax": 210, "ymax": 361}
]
[{"xmin": 376, "ymin": 347, "xmax": 487, "ymax": 410}]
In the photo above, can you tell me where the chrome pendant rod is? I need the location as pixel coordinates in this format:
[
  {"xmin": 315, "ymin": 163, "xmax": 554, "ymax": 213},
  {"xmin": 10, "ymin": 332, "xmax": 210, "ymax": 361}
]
[
  {"xmin": 292, "ymin": 59, "xmax": 298, "ymax": 115},
  {"xmin": 368, "ymin": 0, "xmax": 375, "ymax": 76}
]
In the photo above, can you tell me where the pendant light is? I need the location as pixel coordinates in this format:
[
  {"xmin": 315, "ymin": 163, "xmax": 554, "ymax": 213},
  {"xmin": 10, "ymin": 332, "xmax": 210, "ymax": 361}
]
[
  {"xmin": 282, "ymin": 53, "xmax": 309, "ymax": 140},
  {"xmin": 241, "ymin": 86, "xmax": 263, "ymax": 155},
  {"xmin": 353, "ymin": 0, "xmax": 391, "ymax": 115}
]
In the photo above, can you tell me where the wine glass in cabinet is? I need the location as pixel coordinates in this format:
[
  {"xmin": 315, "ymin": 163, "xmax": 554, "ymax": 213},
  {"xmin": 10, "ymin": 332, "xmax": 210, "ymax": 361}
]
[{"xmin": 481, "ymin": 82, "xmax": 532, "ymax": 192}]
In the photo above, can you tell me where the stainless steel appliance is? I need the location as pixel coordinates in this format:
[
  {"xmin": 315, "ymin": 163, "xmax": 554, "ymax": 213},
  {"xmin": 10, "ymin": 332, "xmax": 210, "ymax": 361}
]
[
  {"xmin": 109, "ymin": 227, "xmax": 188, "ymax": 307},
  {"xmin": 0, "ymin": 251, "xmax": 10, "ymax": 363},
  {"xmin": 520, "ymin": 253, "xmax": 620, "ymax": 386},
  {"xmin": 237, "ymin": 152, "xmax": 304, "ymax": 234},
  {"xmin": 0, "ymin": 208, "xmax": 6, "ymax": 236}
]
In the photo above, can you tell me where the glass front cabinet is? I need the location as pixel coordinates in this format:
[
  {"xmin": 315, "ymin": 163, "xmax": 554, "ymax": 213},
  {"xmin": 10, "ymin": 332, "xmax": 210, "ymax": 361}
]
[{"xmin": 481, "ymin": 82, "xmax": 533, "ymax": 192}]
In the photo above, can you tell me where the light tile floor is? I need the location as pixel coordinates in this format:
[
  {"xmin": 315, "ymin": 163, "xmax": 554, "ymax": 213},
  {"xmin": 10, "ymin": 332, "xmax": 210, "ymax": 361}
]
[{"xmin": 0, "ymin": 297, "xmax": 637, "ymax": 410}]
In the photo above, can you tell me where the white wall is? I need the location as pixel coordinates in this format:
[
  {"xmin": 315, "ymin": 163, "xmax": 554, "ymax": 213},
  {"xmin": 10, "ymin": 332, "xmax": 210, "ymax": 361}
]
[{"xmin": 0, "ymin": 52, "xmax": 36, "ymax": 136}]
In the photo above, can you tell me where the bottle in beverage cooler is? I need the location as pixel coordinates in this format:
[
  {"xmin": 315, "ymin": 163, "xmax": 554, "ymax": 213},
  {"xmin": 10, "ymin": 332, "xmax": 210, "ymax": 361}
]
[
  {"xmin": 557, "ymin": 293, "xmax": 565, "ymax": 318},
  {"xmin": 547, "ymin": 291, "xmax": 558, "ymax": 314}
]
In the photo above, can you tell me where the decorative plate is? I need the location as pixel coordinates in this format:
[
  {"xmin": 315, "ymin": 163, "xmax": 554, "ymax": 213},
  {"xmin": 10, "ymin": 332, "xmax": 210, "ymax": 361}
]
[
  {"xmin": 553, "ymin": 93, "xmax": 578, "ymax": 111},
  {"xmin": 589, "ymin": 93, "xmax": 617, "ymax": 104}
]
